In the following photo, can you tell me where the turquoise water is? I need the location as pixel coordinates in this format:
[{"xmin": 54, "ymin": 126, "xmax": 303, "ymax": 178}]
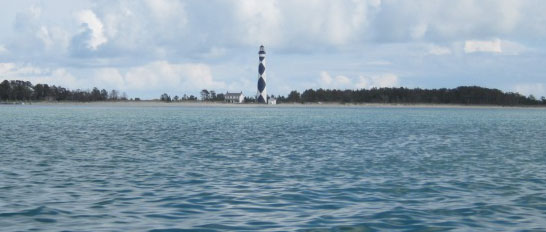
[{"xmin": 1, "ymin": 105, "xmax": 546, "ymax": 231}]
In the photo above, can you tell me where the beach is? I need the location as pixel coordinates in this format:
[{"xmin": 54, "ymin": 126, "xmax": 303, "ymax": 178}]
[{"xmin": 14, "ymin": 100, "xmax": 546, "ymax": 109}]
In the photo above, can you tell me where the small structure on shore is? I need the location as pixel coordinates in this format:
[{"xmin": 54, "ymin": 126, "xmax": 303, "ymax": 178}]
[
  {"xmin": 225, "ymin": 92, "xmax": 244, "ymax": 103},
  {"xmin": 268, "ymin": 97, "xmax": 277, "ymax": 105}
]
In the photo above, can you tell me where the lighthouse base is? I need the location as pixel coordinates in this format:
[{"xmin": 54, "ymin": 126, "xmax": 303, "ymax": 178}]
[{"xmin": 257, "ymin": 95, "xmax": 267, "ymax": 103}]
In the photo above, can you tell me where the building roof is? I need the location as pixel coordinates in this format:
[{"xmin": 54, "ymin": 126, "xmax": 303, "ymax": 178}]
[{"xmin": 225, "ymin": 92, "xmax": 243, "ymax": 97}]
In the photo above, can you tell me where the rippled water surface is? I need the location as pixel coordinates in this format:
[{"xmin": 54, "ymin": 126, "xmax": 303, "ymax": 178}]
[{"xmin": 1, "ymin": 105, "xmax": 546, "ymax": 231}]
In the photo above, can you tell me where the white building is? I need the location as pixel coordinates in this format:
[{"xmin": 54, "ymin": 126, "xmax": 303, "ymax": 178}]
[
  {"xmin": 225, "ymin": 92, "xmax": 244, "ymax": 103},
  {"xmin": 268, "ymin": 97, "xmax": 277, "ymax": 105}
]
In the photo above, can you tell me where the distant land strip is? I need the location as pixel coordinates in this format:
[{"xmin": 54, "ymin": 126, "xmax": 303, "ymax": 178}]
[{"xmin": 1, "ymin": 79, "xmax": 545, "ymax": 106}]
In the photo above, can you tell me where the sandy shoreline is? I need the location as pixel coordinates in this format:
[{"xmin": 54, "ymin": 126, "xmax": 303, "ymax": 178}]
[{"xmin": 3, "ymin": 100, "xmax": 544, "ymax": 109}]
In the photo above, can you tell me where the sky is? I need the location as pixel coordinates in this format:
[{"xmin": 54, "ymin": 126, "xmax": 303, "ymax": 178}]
[{"xmin": 0, "ymin": 0, "xmax": 545, "ymax": 99}]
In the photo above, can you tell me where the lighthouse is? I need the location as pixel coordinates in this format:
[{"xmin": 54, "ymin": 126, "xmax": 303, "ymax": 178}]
[{"xmin": 257, "ymin": 45, "xmax": 267, "ymax": 103}]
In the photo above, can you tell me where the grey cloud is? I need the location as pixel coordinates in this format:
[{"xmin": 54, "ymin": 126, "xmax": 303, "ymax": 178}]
[
  {"xmin": 6, "ymin": 0, "xmax": 546, "ymax": 65},
  {"xmin": 2, "ymin": 0, "xmax": 546, "ymax": 98},
  {"xmin": 369, "ymin": 0, "xmax": 546, "ymax": 42},
  {"xmin": 69, "ymin": 24, "xmax": 95, "ymax": 57}
]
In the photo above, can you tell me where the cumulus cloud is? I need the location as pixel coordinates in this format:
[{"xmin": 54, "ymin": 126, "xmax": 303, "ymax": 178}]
[
  {"xmin": 319, "ymin": 71, "xmax": 352, "ymax": 89},
  {"xmin": 0, "ymin": 61, "xmax": 225, "ymax": 98},
  {"xmin": 0, "ymin": 63, "xmax": 17, "ymax": 74},
  {"xmin": 318, "ymin": 71, "xmax": 399, "ymax": 89},
  {"xmin": 231, "ymin": 0, "xmax": 379, "ymax": 49},
  {"xmin": 514, "ymin": 83, "xmax": 546, "ymax": 98},
  {"xmin": 143, "ymin": 0, "xmax": 188, "ymax": 41},
  {"xmin": 65, "ymin": 0, "xmax": 189, "ymax": 61},
  {"xmin": 464, "ymin": 39, "xmax": 502, "ymax": 53},
  {"xmin": 232, "ymin": 1, "xmax": 282, "ymax": 46},
  {"xmin": 8, "ymin": 5, "xmax": 70, "ymax": 57},
  {"xmin": 2, "ymin": 0, "xmax": 546, "ymax": 98},
  {"xmin": 460, "ymin": 38, "xmax": 527, "ymax": 55},
  {"xmin": 0, "ymin": 62, "xmax": 84, "ymax": 88},
  {"xmin": 121, "ymin": 61, "xmax": 225, "ymax": 93},
  {"xmin": 356, "ymin": 73, "xmax": 399, "ymax": 89},
  {"xmin": 5, "ymin": 1, "xmax": 546, "ymax": 59},
  {"xmin": 145, "ymin": 0, "xmax": 187, "ymax": 23},
  {"xmin": 75, "ymin": 10, "xmax": 107, "ymax": 50},
  {"xmin": 37, "ymin": 69, "xmax": 82, "ymax": 88},
  {"xmin": 6, "ymin": 0, "xmax": 543, "ymax": 63},
  {"xmin": 62, "ymin": 0, "xmax": 543, "ymax": 59},
  {"xmin": 90, "ymin": 61, "xmax": 226, "ymax": 97},
  {"xmin": 500, "ymin": 40, "xmax": 528, "ymax": 55},
  {"xmin": 0, "ymin": 62, "xmax": 47, "ymax": 77},
  {"xmin": 428, "ymin": 45, "xmax": 452, "ymax": 55},
  {"xmin": 366, "ymin": 60, "xmax": 391, "ymax": 65},
  {"xmin": 370, "ymin": 0, "xmax": 544, "ymax": 42},
  {"xmin": 200, "ymin": 47, "xmax": 227, "ymax": 59}
]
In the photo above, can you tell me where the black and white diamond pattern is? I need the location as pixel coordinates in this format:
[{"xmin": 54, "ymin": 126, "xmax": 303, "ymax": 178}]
[{"xmin": 257, "ymin": 45, "xmax": 267, "ymax": 103}]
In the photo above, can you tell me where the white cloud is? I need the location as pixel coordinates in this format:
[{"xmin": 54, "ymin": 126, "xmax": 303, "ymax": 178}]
[
  {"xmin": 410, "ymin": 23, "xmax": 428, "ymax": 39},
  {"xmin": 318, "ymin": 71, "xmax": 399, "ymax": 89},
  {"xmin": 145, "ymin": 0, "xmax": 187, "ymax": 23},
  {"xmin": 93, "ymin": 68, "xmax": 125, "ymax": 90},
  {"xmin": 319, "ymin": 71, "xmax": 352, "ymax": 89},
  {"xmin": 8, "ymin": 5, "xmax": 70, "ymax": 55},
  {"xmin": 369, "ymin": 1, "xmax": 546, "ymax": 43},
  {"xmin": 0, "ymin": 61, "xmax": 225, "ymax": 99},
  {"xmin": 96, "ymin": 61, "xmax": 226, "ymax": 95},
  {"xmin": 356, "ymin": 73, "xmax": 399, "ymax": 89},
  {"xmin": 462, "ymin": 38, "xmax": 528, "ymax": 55},
  {"xmin": 0, "ymin": 63, "xmax": 16, "ymax": 74},
  {"xmin": 3, "ymin": 0, "xmax": 546, "ymax": 98},
  {"xmin": 0, "ymin": 62, "xmax": 83, "ymax": 88},
  {"xmin": 28, "ymin": 5, "xmax": 41, "ymax": 18},
  {"xmin": 0, "ymin": 62, "xmax": 87, "ymax": 90},
  {"xmin": 320, "ymin": 71, "xmax": 333, "ymax": 85},
  {"xmin": 231, "ymin": 0, "xmax": 379, "ymax": 48},
  {"xmin": 428, "ymin": 45, "xmax": 451, "ymax": 55},
  {"xmin": 366, "ymin": 60, "xmax": 391, "ymax": 65},
  {"xmin": 38, "ymin": 69, "xmax": 82, "ymax": 88},
  {"xmin": 37, "ymin": 26, "xmax": 53, "ymax": 49},
  {"xmin": 200, "ymin": 47, "xmax": 227, "ymax": 59},
  {"xmin": 77, "ymin": 10, "xmax": 107, "ymax": 50},
  {"xmin": 69, "ymin": 1, "xmax": 189, "ymax": 59},
  {"xmin": 514, "ymin": 83, "xmax": 546, "ymax": 98},
  {"xmin": 464, "ymin": 39, "xmax": 502, "ymax": 53},
  {"xmin": 233, "ymin": 0, "xmax": 283, "ymax": 46},
  {"xmin": 500, "ymin": 40, "xmax": 528, "ymax": 55},
  {"xmin": 0, "ymin": 62, "xmax": 46, "ymax": 76},
  {"xmin": 143, "ymin": 0, "xmax": 188, "ymax": 40}
]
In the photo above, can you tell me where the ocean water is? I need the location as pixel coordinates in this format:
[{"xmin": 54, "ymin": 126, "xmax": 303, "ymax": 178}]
[{"xmin": 1, "ymin": 105, "xmax": 546, "ymax": 231}]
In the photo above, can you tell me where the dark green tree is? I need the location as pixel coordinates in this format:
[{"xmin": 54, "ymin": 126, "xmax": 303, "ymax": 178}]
[
  {"xmin": 100, "ymin": 89, "xmax": 108, "ymax": 100},
  {"xmin": 160, "ymin": 93, "xmax": 171, "ymax": 102},
  {"xmin": 91, "ymin": 87, "xmax": 101, "ymax": 101},
  {"xmin": 200, "ymin": 89, "xmax": 210, "ymax": 101},
  {"xmin": 0, "ymin": 80, "xmax": 11, "ymax": 100},
  {"xmin": 286, "ymin": 90, "xmax": 301, "ymax": 102},
  {"xmin": 210, "ymin": 90, "xmax": 216, "ymax": 100}
]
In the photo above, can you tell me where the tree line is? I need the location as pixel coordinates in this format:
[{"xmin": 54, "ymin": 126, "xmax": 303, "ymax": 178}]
[
  {"xmin": 160, "ymin": 89, "xmax": 226, "ymax": 102},
  {"xmin": 278, "ymin": 86, "xmax": 546, "ymax": 106},
  {"xmin": 159, "ymin": 93, "xmax": 198, "ymax": 102},
  {"xmin": 3, "ymin": 79, "xmax": 544, "ymax": 106},
  {"xmin": 161, "ymin": 89, "xmax": 264, "ymax": 103},
  {"xmin": 200, "ymin": 89, "xmax": 225, "ymax": 101},
  {"xmin": 1, "ymin": 80, "xmax": 127, "ymax": 102}
]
